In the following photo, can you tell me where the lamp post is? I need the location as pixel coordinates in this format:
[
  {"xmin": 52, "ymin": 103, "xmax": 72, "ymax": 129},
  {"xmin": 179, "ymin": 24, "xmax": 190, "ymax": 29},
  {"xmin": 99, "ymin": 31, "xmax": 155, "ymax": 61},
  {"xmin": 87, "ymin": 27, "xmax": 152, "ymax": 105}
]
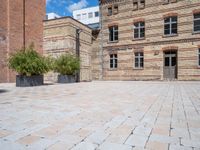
[{"xmin": 76, "ymin": 28, "xmax": 82, "ymax": 82}]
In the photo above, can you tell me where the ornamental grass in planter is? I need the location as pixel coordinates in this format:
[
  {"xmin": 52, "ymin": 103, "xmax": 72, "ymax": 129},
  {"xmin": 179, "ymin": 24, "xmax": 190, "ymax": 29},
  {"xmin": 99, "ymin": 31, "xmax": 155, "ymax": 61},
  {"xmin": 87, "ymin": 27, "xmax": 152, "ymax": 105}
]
[
  {"xmin": 54, "ymin": 54, "xmax": 80, "ymax": 83},
  {"xmin": 8, "ymin": 44, "xmax": 52, "ymax": 87}
]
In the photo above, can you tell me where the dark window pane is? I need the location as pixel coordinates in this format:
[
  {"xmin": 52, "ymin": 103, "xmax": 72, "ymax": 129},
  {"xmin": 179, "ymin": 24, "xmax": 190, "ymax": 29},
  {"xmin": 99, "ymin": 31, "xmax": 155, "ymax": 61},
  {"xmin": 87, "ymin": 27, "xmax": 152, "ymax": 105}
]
[
  {"xmin": 164, "ymin": 29, "xmax": 170, "ymax": 35},
  {"xmin": 164, "ymin": 17, "xmax": 170, "ymax": 23},
  {"xmin": 140, "ymin": 22, "xmax": 145, "ymax": 27},
  {"xmin": 108, "ymin": 8, "xmax": 112, "ymax": 15},
  {"xmin": 134, "ymin": 32, "xmax": 139, "ymax": 38},
  {"xmin": 134, "ymin": 23, "xmax": 139, "ymax": 28},
  {"xmin": 140, "ymin": 52, "xmax": 144, "ymax": 56},
  {"xmin": 194, "ymin": 13, "xmax": 200, "ymax": 19},
  {"xmin": 172, "ymin": 17, "xmax": 177, "ymax": 22},
  {"xmin": 165, "ymin": 57, "xmax": 170, "ymax": 66},
  {"xmin": 194, "ymin": 20, "xmax": 200, "ymax": 31},
  {"xmin": 172, "ymin": 57, "xmax": 176, "ymax": 66}
]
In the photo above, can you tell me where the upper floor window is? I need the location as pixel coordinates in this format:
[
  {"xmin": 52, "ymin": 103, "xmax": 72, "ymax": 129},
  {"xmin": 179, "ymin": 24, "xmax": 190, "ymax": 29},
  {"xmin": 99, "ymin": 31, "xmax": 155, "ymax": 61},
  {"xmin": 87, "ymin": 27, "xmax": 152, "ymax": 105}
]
[
  {"xmin": 164, "ymin": 16, "xmax": 178, "ymax": 35},
  {"xmin": 133, "ymin": 0, "xmax": 145, "ymax": 11},
  {"xmin": 107, "ymin": 5, "xmax": 118, "ymax": 16},
  {"xmin": 134, "ymin": 52, "xmax": 144, "ymax": 68},
  {"xmin": 163, "ymin": 0, "xmax": 177, "ymax": 4},
  {"xmin": 82, "ymin": 13, "xmax": 87, "ymax": 19},
  {"xmin": 76, "ymin": 14, "xmax": 81, "ymax": 20},
  {"xmin": 134, "ymin": 22, "xmax": 145, "ymax": 39},
  {"xmin": 108, "ymin": 7, "xmax": 112, "ymax": 16},
  {"xmin": 95, "ymin": 11, "xmax": 99, "ymax": 17},
  {"xmin": 110, "ymin": 54, "xmax": 118, "ymax": 69},
  {"xmin": 198, "ymin": 48, "xmax": 200, "ymax": 66},
  {"xmin": 109, "ymin": 26, "xmax": 118, "ymax": 42},
  {"xmin": 194, "ymin": 13, "xmax": 200, "ymax": 33},
  {"xmin": 88, "ymin": 12, "xmax": 93, "ymax": 18}
]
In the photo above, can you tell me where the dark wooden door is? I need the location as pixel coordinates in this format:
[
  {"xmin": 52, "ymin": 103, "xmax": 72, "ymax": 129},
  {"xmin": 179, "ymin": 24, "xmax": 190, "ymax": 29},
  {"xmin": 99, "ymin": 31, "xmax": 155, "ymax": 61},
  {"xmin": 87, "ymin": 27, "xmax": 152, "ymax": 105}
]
[{"xmin": 164, "ymin": 51, "xmax": 177, "ymax": 80}]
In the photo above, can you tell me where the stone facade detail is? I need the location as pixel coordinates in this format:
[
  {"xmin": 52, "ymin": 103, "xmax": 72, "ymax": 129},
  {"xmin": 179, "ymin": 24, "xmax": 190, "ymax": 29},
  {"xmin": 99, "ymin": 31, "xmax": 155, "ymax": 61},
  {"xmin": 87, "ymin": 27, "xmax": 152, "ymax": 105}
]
[
  {"xmin": 43, "ymin": 17, "xmax": 92, "ymax": 82},
  {"xmin": 96, "ymin": 0, "xmax": 200, "ymax": 80}
]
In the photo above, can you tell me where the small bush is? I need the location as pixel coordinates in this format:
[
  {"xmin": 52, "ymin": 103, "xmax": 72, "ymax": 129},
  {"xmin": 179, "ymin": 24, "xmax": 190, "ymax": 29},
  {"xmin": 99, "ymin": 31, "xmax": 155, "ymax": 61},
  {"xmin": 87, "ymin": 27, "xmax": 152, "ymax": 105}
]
[
  {"xmin": 8, "ymin": 45, "xmax": 52, "ymax": 76},
  {"xmin": 54, "ymin": 54, "xmax": 80, "ymax": 75}
]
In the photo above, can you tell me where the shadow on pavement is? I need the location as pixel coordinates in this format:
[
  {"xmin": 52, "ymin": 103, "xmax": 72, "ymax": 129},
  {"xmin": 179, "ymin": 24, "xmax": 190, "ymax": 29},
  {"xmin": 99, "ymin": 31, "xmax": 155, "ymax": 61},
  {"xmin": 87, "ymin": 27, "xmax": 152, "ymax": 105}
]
[{"xmin": 0, "ymin": 89, "xmax": 8, "ymax": 94}]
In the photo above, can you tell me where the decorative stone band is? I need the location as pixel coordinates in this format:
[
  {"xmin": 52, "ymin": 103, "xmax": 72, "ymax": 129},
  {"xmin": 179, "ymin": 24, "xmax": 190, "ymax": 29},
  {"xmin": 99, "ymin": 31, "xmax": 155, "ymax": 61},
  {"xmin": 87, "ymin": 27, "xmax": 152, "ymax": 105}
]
[
  {"xmin": 193, "ymin": 9, "xmax": 200, "ymax": 14},
  {"xmin": 162, "ymin": 46, "xmax": 178, "ymax": 51},
  {"xmin": 163, "ymin": 12, "xmax": 178, "ymax": 18},
  {"xmin": 133, "ymin": 18, "xmax": 145, "ymax": 23}
]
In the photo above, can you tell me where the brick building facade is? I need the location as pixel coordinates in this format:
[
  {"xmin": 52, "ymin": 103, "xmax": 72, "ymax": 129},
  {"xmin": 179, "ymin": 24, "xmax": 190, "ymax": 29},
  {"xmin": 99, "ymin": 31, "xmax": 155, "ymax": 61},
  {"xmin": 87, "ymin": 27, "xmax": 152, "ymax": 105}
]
[
  {"xmin": 0, "ymin": 0, "xmax": 46, "ymax": 83},
  {"xmin": 95, "ymin": 0, "xmax": 200, "ymax": 80},
  {"xmin": 43, "ymin": 17, "xmax": 92, "ymax": 82}
]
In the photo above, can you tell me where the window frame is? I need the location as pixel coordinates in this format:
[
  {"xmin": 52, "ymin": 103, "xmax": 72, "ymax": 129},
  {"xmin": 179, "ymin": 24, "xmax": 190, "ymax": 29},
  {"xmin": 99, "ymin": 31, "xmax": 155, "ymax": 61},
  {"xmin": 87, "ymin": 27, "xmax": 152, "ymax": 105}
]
[
  {"xmin": 133, "ymin": 21, "xmax": 145, "ymax": 39},
  {"xmin": 164, "ymin": 16, "xmax": 178, "ymax": 36},
  {"xmin": 134, "ymin": 52, "xmax": 144, "ymax": 69},
  {"xmin": 108, "ymin": 7, "xmax": 112, "ymax": 16},
  {"xmin": 76, "ymin": 14, "xmax": 81, "ymax": 20},
  {"xmin": 109, "ymin": 25, "xmax": 118, "ymax": 42},
  {"xmin": 193, "ymin": 13, "xmax": 200, "ymax": 33},
  {"xmin": 95, "ymin": 11, "xmax": 99, "ymax": 17},
  {"xmin": 110, "ymin": 54, "xmax": 118, "ymax": 69},
  {"xmin": 88, "ymin": 12, "xmax": 93, "ymax": 18}
]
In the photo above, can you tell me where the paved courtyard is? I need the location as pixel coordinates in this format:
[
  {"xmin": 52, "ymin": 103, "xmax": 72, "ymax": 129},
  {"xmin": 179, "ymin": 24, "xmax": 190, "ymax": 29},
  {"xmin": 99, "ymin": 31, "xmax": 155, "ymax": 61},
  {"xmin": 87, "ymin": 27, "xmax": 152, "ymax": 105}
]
[{"xmin": 0, "ymin": 81, "xmax": 200, "ymax": 150}]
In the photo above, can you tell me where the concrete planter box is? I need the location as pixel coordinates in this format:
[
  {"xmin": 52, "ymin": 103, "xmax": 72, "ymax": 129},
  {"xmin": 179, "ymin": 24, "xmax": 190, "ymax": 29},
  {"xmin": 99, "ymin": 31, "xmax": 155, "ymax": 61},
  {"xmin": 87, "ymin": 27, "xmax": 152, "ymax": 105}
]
[
  {"xmin": 16, "ymin": 75, "xmax": 44, "ymax": 87},
  {"xmin": 58, "ymin": 75, "xmax": 76, "ymax": 83}
]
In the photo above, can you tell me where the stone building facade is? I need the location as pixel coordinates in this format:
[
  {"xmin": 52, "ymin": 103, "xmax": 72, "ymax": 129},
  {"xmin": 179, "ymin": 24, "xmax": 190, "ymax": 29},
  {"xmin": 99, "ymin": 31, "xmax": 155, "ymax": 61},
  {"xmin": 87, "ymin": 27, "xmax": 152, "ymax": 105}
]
[
  {"xmin": 43, "ymin": 17, "xmax": 92, "ymax": 82},
  {"xmin": 0, "ymin": 0, "xmax": 46, "ymax": 83},
  {"xmin": 97, "ymin": 0, "xmax": 200, "ymax": 80}
]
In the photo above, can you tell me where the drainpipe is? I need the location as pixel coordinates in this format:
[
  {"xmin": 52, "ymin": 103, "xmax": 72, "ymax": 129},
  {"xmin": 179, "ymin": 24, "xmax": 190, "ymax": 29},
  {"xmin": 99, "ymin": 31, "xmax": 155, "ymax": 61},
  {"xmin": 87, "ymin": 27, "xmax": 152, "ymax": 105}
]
[
  {"xmin": 23, "ymin": 0, "xmax": 26, "ymax": 49},
  {"xmin": 76, "ymin": 28, "xmax": 82, "ymax": 82},
  {"xmin": 99, "ymin": 1, "xmax": 104, "ymax": 80}
]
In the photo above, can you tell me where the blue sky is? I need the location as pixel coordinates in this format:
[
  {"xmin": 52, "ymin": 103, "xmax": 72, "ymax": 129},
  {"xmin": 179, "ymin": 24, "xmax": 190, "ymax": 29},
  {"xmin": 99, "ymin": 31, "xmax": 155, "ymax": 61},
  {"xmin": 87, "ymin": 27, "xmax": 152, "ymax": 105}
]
[{"xmin": 46, "ymin": 0, "xmax": 98, "ymax": 17}]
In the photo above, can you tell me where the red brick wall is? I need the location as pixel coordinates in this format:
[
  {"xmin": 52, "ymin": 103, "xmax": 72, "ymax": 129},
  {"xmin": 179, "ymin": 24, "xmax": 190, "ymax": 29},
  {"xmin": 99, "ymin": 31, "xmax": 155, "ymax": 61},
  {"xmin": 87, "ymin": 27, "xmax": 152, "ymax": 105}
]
[{"xmin": 0, "ymin": 0, "xmax": 46, "ymax": 83}]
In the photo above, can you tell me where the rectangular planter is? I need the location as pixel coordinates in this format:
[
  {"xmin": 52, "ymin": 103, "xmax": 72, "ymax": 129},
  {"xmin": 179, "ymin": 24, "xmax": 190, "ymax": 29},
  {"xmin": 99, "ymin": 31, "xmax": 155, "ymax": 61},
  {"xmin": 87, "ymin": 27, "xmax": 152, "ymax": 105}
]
[
  {"xmin": 58, "ymin": 75, "xmax": 76, "ymax": 83},
  {"xmin": 16, "ymin": 75, "xmax": 44, "ymax": 87}
]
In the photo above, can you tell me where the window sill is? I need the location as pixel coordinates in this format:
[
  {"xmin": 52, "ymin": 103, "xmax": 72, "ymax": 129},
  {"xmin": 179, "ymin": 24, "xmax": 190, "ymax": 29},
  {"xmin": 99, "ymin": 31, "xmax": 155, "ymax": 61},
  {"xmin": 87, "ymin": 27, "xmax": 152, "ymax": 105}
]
[
  {"xmin": 162, "ymin": 34, "xmax": 178, "ymax": 38},
  {"xmin": 108, "ymin": 41, "xmax": 118, "ymax": 44},
  {"xmin": 132, "ymin": 37, "xmax": 145, "ymax": 41},
  {"xmin": 109, "ymin": 68, "xmax": 118, "ymax": 71},
  {"xmin": 133, "ymin": 68, "xmax": 144, "ymax": 70},
  {"xmin": 192, "ymin": 31, "xmax": 200, "ymax": 35}
]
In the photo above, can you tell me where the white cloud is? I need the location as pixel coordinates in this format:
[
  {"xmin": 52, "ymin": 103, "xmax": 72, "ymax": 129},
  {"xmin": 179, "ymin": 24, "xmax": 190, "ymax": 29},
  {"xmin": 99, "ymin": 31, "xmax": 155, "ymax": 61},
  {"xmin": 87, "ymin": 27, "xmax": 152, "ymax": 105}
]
[{"xmin": 67, "ymin": 0, "xmax": 88, "ymax": 13}]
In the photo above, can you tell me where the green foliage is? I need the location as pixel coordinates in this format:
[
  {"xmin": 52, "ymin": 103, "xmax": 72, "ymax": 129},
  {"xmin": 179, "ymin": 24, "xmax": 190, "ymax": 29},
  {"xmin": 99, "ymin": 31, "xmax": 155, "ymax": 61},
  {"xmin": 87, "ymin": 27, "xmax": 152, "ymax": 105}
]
[
  {"xmin": 54, "ymin": 54, "xmax": 80, "ymax": 75},
  {"xmin": 8, "ymin": 45, "xmax": 52, "ymax": 76}
]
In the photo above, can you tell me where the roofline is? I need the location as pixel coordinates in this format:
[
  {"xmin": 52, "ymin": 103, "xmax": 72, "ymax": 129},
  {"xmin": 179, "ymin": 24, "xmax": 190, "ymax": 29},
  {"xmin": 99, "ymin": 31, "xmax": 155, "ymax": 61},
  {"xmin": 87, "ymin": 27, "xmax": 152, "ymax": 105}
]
[{"xmin": 43, "ymin": 16, "xmax": 93, "ymax": 31}]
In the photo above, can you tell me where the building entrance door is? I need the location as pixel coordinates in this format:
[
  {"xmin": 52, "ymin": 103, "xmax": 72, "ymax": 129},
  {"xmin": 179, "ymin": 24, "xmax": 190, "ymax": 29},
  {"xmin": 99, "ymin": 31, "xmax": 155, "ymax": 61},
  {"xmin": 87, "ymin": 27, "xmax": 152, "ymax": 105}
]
[{"xmin": 164, "ymin": 51, "xmax": 177, "ymax": 80}]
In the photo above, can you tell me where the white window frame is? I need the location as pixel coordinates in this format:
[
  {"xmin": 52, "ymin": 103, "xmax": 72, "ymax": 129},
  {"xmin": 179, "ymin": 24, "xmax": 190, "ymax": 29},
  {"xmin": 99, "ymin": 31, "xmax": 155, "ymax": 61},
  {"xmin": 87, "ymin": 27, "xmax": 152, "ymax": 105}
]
[
  {"xmin": 110, "ymin": 54, "xmax": 118, "ymax": 69},
  {"xmin": 194, "ymin": 13, "xmax": 200, "ymax": 33},
  {"xmin": 134, "ymin": 52, "xmax": 144, "ymax": 68},
  {"xmin": 134, "ymin": 22, "xmax": 145, "ymax": 39},
  {"xmin": 164, "ymin": 16, "xmax": 178, "ymax": 35}
]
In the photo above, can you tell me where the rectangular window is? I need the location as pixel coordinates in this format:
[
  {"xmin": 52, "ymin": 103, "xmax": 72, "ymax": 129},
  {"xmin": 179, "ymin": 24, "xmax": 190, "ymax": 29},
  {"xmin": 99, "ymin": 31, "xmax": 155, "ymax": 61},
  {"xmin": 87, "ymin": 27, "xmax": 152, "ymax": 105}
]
[
  {"xmin": 88, "ymin": 12, "xmax": 93, "ymax": 18},
  {"xmin": 164, "ymin": 16, "xmax": 177, "ymax": 35},
  {"xmin": 76, "ymin": 14, "xmax": 81, "ymax": 20},
  {"xmin": 133, "ymin": 0, "xmax": 139, "ymax": 10},
  {"xmin": 82, "ymin": 13, "xmax": 87, "ymax": 19},
  {"xmin": 108, "ymin": 7, "xmax": 112, "ymax": 16},
  {"xmin": 135, "ymin": 52, "xmax": 144, "ymax": 68},
  {"xmin": 134, "ymin": 22, "xmax": 145, "ymax": 39},
  {"xmin": 194, "ymin": 13, "xmax": 200, "ymax": 32},
  {"xmin": 199, "ymin": 48, "xmax": 200, "ymax": 66},
  {"xmin": 95, "ymin": 11, "xmax": 99, "ymax": 17},
  {"xmin": 140, "ymin": 0, "xmax": 145, "ymax": 9},
  {"xmin": 110, "ymin": 54, "xmax": 118, "ymax": 69},
  {"xmin": 109, "ymin": 26, "xmax": 118, "ymax": 42},
  {"xmin": 113, "ymin": 5, "xmax": 118, "ymax": 14}
]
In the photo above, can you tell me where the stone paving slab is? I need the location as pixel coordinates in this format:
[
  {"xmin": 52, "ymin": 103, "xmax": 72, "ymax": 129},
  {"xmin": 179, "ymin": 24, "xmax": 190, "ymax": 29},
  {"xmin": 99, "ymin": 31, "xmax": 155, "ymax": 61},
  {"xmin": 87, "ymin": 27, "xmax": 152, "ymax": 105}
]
[{"xmin": 0, "ymin": 81, "xmax": 200, "ymax": 150}]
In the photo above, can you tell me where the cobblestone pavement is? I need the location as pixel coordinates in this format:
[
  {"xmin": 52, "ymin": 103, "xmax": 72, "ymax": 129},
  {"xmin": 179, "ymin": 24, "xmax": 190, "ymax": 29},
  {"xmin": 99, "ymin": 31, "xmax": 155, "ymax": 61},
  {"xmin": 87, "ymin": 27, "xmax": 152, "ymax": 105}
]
[{"xmin": 0, "ymin": 81, "xmax": 200, "ymax": 150}]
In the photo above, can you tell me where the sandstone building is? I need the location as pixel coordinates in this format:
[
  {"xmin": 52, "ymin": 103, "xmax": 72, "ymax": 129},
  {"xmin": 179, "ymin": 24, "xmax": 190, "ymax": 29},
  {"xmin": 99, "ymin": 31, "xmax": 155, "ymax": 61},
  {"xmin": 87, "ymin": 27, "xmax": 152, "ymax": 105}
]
[
  {"xmin": 0, "ymin": 0, "xmax": 46, "ymax": 83},
  {"xmin": 95, "ymin": 0, "xmax": 200, "ymax": 80},
  {"xmin": 43, "ymin": 17, "xmax": 92, "ymax": 82}
]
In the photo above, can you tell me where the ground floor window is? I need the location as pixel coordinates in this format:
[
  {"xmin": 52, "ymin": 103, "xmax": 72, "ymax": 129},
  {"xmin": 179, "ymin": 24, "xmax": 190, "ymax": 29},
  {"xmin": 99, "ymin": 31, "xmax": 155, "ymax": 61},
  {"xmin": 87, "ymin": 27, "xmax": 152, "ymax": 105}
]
[
  {"xmin": 110, "ymin": 54, "xmax": 118, "ymax": 69},
  {"xmin": 134, "ymin": 52, "xmax": 144, "ymax": 68}
]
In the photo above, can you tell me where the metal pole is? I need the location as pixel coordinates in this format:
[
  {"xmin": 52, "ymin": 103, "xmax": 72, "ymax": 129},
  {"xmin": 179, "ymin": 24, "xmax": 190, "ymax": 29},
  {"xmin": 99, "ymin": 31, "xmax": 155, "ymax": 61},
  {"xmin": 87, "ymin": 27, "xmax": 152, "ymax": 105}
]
[{"xmin": 76, "ymin": 29, "xmax": 81, "ymax": 82}]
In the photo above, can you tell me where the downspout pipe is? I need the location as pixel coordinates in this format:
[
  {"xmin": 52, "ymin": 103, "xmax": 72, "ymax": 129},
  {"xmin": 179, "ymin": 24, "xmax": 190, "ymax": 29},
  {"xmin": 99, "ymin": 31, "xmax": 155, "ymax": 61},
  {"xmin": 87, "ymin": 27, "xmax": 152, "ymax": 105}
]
[{"xmin": 23, "ymin": 0, "xmax": 25, "ymax": 49}]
